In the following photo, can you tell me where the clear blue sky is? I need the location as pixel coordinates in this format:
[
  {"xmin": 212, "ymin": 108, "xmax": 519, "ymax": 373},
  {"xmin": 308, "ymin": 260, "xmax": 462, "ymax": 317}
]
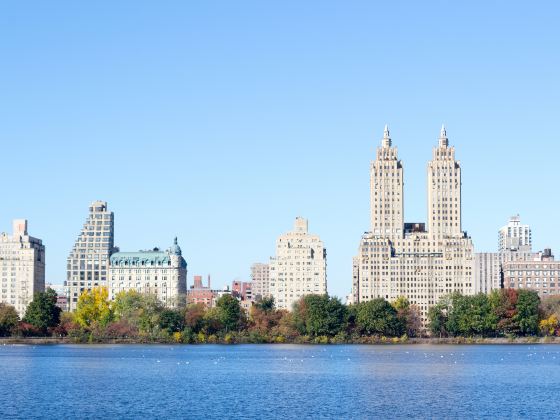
[{"xmin": 1, "ymin": 2, "xmax": 559, "ymax": 299}]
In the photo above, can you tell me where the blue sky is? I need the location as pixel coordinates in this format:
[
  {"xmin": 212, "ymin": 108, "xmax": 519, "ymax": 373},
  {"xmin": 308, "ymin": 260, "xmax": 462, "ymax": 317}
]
[{"xmin": 1, "ymin": 1, "xmax": 559, "ymax": 299}]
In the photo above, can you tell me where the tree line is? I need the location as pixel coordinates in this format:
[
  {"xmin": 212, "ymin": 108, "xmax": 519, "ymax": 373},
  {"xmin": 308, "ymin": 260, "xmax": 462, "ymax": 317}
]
[{"xmin": 1, "ymin": 287, "xmax": 559, "ymax": 343}]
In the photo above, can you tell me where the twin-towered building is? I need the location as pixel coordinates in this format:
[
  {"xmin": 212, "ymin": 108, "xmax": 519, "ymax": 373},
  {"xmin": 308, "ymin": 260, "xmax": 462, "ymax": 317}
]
[
  {"xmin": 65, "ymin": 201, "xmax": 187, "ymax": 309},
  {"xmin": 352, "ymin": 126, "xmax": 474, "ymax": 319}
]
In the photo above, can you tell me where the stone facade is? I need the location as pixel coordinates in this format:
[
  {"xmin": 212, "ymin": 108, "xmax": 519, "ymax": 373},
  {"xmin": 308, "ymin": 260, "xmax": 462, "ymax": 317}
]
[
  {"xmin": 503, "ymin": 249, "xmax": 560, "ymax": 298},
  {"xmin": 353, "ymin": 126, "xmax": 474, "ymax": 321},
  {"xmin": 66, "ymin": 201, "xmax": 114, "ymax": 311},
  {"xmin": 108, "ymin": 238, "xmax": 187, "ymax": 307},
  {"xmin": 0, "ymin": 220, "xmax": 45, "ymax": 316},
  {"xmin": 269, "ymin": 217, "xmax": 327, "ymax": 310}
]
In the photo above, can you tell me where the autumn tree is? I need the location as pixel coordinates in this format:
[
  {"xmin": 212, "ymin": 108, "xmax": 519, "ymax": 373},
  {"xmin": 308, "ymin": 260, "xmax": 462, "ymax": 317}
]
[
  {"xmin": 75, "ymin": 287, "xmax": 113, "ymax": 328},
  {"xmin": 392, "ymin": 296, "xmax": 422, "ymax": 337}
]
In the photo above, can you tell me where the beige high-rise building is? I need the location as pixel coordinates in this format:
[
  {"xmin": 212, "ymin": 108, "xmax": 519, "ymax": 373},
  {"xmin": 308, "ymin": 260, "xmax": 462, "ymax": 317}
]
[
  {"xmin": 0, "ymin": 219, "xmax": 45, "ymax": 316},
  {"xmin": 269, "ymin": 217, "xmax": 327, "ymax": 310},
  {"xmin": 66, "ymin": 201, "xmax": 115, "ymax": 311},
  {"xmin": 251, "ymin": 262, "xmax": 270, "ymax": 300},
  {"xmin": 354, "ymin": 126, "xmax": 474, "ymax": 321},
  {"xmin": 108, "ymin": 238, "xmax": 187, "ymax": 307}
]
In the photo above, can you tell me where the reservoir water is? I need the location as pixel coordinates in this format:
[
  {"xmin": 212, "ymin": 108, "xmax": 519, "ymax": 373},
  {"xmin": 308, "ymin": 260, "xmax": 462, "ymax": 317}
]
[{"xmin": 0, "ymin": 344, "xmax": 557, "ymax": 419}]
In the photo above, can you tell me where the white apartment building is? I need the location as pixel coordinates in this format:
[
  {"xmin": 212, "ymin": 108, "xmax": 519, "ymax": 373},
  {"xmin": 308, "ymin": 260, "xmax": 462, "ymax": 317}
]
[
  {"xmin": 108, "ymin": 238, "xmax": 187, "ymax": 307},
  {"xmin": 250, "ymin": 262, "xmax": 270, "ymax": 300},
  {"xmin": 269, "ymin": 217, "xmax": 327, "ymax": 310},
  {"xmin": 66, "ymin": 201, "xmax": 115, "ymax": 311},
  {"xmin": 499, "ymin": 215, "xmax": 532, "ymax": 253},
  {"xmin": 475, "ymin": 215, "xmax": 534, "ymax": 294},
  {"xmin": 354, "ymin": 126, "xmax": 474, "ymax": 321},
  {"xmin": 0, "ymin": 219, "xmax": 45, "ymax": 316}
]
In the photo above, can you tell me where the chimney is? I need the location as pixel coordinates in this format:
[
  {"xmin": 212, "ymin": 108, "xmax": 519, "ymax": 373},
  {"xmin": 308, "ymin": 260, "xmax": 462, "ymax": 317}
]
[{"xmin": 12, "ymin": 219, "xmax": 28, "ymax": 237}]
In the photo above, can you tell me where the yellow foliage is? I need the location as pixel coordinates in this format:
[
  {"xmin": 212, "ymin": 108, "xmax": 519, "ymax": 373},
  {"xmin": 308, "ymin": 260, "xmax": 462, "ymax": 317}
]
[
  {"xmin": 75, "ymin": 287, "xmax": 112, "ymax": 328},
  {"xmin": 540, "ymin": 315, "xmax": 559, "ymax": 336},
  {"xmin": 173, "ymin": 331, "xmax": 182, "ymax": 343}
]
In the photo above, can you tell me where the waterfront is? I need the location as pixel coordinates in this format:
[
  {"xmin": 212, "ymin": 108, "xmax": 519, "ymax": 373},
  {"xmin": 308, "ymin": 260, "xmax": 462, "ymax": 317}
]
[{"xmin": 0, "ymin": 344, "xmax": 558, "ymax": 419}]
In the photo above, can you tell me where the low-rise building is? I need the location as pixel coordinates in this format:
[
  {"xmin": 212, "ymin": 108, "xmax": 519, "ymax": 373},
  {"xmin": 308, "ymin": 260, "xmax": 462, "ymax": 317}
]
[
  {"xmin": 187, "ymin": 275, "xmax": 231, "ymax": 307},
  {"xmin": 108, "ymin": 238, "xmax": 187, "ymax": 307},
  {"xmin": 0, "ymin": 219, "xmax": 45, "ymax": 316},
  {"xmin": 232, "ymin": 280, "xmax": 253, "ymax": 301},
  {"xmin": 502, "ymin": 249, "xmax": 560, "ymax": 298}
]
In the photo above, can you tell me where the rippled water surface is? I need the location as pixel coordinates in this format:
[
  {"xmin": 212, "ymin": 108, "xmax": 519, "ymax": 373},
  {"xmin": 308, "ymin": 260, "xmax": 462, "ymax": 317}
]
[{"xmin": 0, "ymin": 344, "xmax": 558, "ymax": 419}]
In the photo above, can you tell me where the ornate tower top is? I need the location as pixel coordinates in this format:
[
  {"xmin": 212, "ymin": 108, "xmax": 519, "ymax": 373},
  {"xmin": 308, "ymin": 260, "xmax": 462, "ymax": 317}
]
[
  {"xmin": 438, "ymin": 124, "xmax": 449, "ymax": 148},
  {"xmin": 382, "ymin": 124, "xmax": 392, "ymax": 148}
]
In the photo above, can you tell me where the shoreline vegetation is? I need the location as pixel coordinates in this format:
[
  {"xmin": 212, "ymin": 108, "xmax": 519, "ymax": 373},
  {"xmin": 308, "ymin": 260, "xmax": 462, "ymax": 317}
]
[
  {"xmin": 2, "ymin": 287, "xmax": 560, "ymax": 345},
  {"xmin": 2, "ymin": 336, "xmax": 560, "ymax": 346}
]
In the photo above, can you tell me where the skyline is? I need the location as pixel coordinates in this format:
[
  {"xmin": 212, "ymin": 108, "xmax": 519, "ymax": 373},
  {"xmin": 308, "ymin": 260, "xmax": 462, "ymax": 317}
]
[{"xmin": 1, "ymin": 2, "xmax": 560, "ymax": 299}]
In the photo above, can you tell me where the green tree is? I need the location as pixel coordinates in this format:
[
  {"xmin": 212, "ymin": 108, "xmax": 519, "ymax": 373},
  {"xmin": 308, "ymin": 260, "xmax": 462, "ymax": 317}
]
[
  {"xmin": 255, "ymin": 296, "xmax": 275, "ymax": 312},
  {"xmin": 75, "ymin": 287, "xmax": 113, "ymax": 328},
  {"xmin": 0, "ymin": 303, "xmax": 19, "ymax": 337},
  {"xmin": 428, "ymin": 295, "xmax": 452, "ymax": 337},
  {"xmin": 159, "ymin": 309, "xmax": 184, "ymax": 334},
  {"xmin": 355, "ymin": 298, "xmax": 403, "ymax": 337},
  {"xmin": 292, "ymin": 295, "xmax": 348, "ymax": 337},
  {"xmin": 216, "ymin": 294, "xmax": 244, "ymax": 332},
  {"xmin": 112, "ymin": 290, "xmax": 164, "ymax": 336},
  {"xmin": 23, "ymin": 288, "xmax": 62, "ymax": 335},
  {"xmin": 447, "ymin": 293, "xmax": 496, "ymax": 337},
  {"xmin": 514, "ymin": 289, "xmax": 540, "ymax": 336}
]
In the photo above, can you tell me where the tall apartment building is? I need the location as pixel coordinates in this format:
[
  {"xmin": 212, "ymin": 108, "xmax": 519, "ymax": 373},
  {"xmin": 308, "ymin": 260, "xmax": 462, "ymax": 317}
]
[
  {"xmin": 353, "ymin": 126, "xmax": 474, "ymax": 320},
  {"xmin": 250, "ymin": 263, "xmax": 270, "ymax": 300},
  {"xmin": 499, "ymin": 215, "xmax": 532, "ymax": 253},
  {"xmin": 66, "ymin": 201, "xmax": 115, "ymax": 311},
  {"xmin": 0, "ymin": 220, "xmax": 45, "ymax": 316},
  {"xmin": 108, "ymin": 238, "xmax": 187, "ymax": 307},
  {"xmin": 269, "ymin": 217, "xmax": 327, "ymax": 310},
  {"xmin": 475, "ymin": 215, "xmax": 534, "ymax": 294}
]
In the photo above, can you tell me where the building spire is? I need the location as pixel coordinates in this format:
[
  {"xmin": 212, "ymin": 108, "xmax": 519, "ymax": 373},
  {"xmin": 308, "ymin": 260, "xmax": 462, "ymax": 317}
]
[
  {"xmin": 382, "ymin": 124, "xmax": 392, "ymax": 148},
  {"xmin": 438, "ymin": 124, "xmax": 449, "ymax": 148}
]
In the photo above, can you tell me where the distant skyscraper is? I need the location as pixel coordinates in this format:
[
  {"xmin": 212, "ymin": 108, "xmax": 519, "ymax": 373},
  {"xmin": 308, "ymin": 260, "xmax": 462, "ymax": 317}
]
[
  {"xmin": 66, "ymin": 201, "xmax": 114, "ymax": 311},
  {"xmin": 108, "ymin": 238, "xmax": 187, "ymax": 307},
  {"xmin": 354, "ymin": 126, "xmax": 474, "ymax": 321},
  {"xmin": 269, "ymin": 217, "xmax": 327, "ymax": 310},
  {"xmin": 250, "ymin": 263, "xmax": 270, "ymax": 300},
  {"xmin": 0, "ymin": 219, "xmax": 45, "ymax": 315},
  {"xmin": 498, "ymin": 215, "xmax": 532, "ymax": 253}
]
